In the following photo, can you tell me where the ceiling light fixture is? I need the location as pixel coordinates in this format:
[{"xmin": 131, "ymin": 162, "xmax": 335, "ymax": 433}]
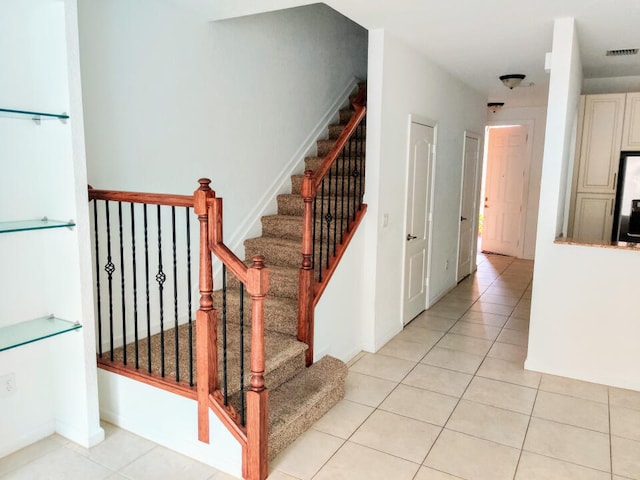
[
  {"xmin": 488, "ymin": 102, "xmax": 504, "ymax": 113},
  {"xmin": 500, "ymin": 74, "xmax": 526, "ymax": 89}
]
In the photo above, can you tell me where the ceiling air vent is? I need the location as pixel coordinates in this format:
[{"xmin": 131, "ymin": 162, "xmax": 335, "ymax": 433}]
[{"xmin": 606, "ymin": 48, "xmax": 639, "ymax": 57}]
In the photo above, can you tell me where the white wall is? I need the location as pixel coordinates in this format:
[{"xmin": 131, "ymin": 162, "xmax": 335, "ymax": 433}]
[
  {"xmin": 488, "ymin": 106, "xmax": 548, "ymax": 259},
  {"xmin": 79, "ymin": 0, "xmax": 367, "ymax": 253},
  {"xmin": 361, "ymin": 30, "xmax": 487, "ymax": 351},
  {"xmin": 584, "ymin": 75, "xmax": 640, "ymax": 94},
  {"xmin": 314, "ymin": 223, "xmax": 367, "ymax": 362},
  {"xmin": 0, "ymin": 0, "xmax": 102, "ymax": 455},
  {"xmin": 527, "ymin": 18, "xmax": 640, "ymax": 391},
  {"xmin": 98, "ymin": 371, "xmax": 242, "ymax": 477}
]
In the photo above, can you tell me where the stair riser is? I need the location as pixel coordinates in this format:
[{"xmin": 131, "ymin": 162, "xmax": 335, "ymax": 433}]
[
  {"xmin": 226, "ymin": 268, "xmax": 298, "ymax": 299},
  {"xmin": 245, "ymin": 239, "xmax": 300, "ymax": 269},
  {"xmin": 291, "ymin": 175, "xmax": 362, "ymax": 196},
  {"xmin": 212, "ymin": 291, "xmax": 297, "ymax": 337},
  {"xmin": 277, "ymin": 195, "xmax": 362, "ymax": 218},
  {"xmin": 317, "ymin": 139, "xmax": 367, "ymax": 157},
  {"xmin": 339, "ymin": 108, "xmax": 354, "ymax": 123},
  {"xmin": 267, "ymin": 356, "xmax": 348, "ymax": 459},
  {"xmin": 305, "ymin": 156, "xmax": 366, "ymax": 176},
  {"xmin": 262, "ymin": 217, "xmax": 345, "ymax": 243},
  {"xmin": 269, "ymin": 383, "xmax": 344, "ymax": 459},
  {"xmin": 328, "ymin": 124, "xmax": 367, "ymax": 139},
  {"xmin": 218, "ymin": 350, "xmax": 306, "ymax": 401}
]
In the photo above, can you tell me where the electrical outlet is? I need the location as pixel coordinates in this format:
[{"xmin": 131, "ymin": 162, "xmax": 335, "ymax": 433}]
[
  {"xmin": 445, "ymin": 259, "xmax": 449, "ymax": 270},
  {"xmin": 0, "ymin": 373, "xmax": 16, "ymax": 398}
]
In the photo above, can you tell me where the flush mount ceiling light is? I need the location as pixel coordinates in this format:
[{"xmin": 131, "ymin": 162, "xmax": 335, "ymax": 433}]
[
  {"xmin": 500, "ymin": 74, "xmax": 526, "ymax": 89},
  {"xmin": 488, "ymin": 102, "xmax": 504, "ymax": 113}
]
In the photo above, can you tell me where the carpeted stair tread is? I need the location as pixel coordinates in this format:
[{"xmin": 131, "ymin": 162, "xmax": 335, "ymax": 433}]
[
  {"xmin": 226, "ymin": 262, "xmax": 299, "ymax": 299},
  {"xmin": 291, "ymin": 174, "xmax": 362, "ymax": 196},
  {"xmin": 268, "ymin": 355, "xmax": 348, "ymax": 459},
  {"xmin": 106, "ymin": 322, "xmax": 307, "ymax": 396},
  {"xmin": 277, "ymin": 193, "xmax": 359, "ymax": 217},
  {"xmin": 244, "ymin": 236, "xmax": 301, "ymax": 269},
  {"xmin": 212, "ymin": 289, "xmax": 298, "ymax": 337},
  {"xmin": 339, "ymin": 107, "xmax": 354, "ymax": 124},
  {"xmin": 262, "ymin": 214, "xmax": 345, "ymax": 242},
  {"xmin": 304, "ymin": 156, "xmax": 364, "ymax": 175},
  {"xmin": 261, "ymin": 215, "xmax": 304, "ymax": 240}
]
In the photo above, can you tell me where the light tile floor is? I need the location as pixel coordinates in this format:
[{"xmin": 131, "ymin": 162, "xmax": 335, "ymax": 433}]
[{"xmin": 2, "ymin": 253, "xmax": 640, "ymax": 479}]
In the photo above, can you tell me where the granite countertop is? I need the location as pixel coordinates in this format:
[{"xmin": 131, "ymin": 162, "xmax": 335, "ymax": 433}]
[{"xmin": 555, "ymin": 236, "xmax": 640, "ymax": 250}]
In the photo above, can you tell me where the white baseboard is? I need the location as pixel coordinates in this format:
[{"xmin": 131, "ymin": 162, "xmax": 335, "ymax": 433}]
[{"xmin": 0, "ymin": 421, "xmax": 55, "ymax": 458}]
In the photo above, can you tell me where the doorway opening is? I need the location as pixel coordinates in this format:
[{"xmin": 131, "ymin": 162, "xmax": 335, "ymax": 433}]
[{"xmin": 479, "ymin": 124, "xmax": 531, "ymax": 258}]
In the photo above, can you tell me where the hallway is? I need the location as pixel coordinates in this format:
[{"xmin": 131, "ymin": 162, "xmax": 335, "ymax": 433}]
[{"xmin": 270, "ymin": 253, "xmax": 640, "ymax": 480}]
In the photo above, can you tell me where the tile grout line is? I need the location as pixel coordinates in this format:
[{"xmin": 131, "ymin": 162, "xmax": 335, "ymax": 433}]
[
  {"xmin": 511, "ymin": 374, "xmax": 542, "ymax": 479},
  {"xmin": 418, "ymin": 257, "xmax": 528, "ymax": 471}
]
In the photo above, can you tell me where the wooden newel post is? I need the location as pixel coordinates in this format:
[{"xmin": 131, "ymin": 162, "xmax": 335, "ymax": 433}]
[
  {"xmin": 246, "ymin": 255, "xmax": 269, "ymax": 480},
  {"xmin": 194, "ymin": 178, "xmax": 218, "ymax": 444},
  {"xmin": 298, "ymin": 170, "xmax": 315, "ymax": 366}
]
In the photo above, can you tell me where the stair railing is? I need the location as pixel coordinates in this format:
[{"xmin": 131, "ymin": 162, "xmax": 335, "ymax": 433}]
[
  {"xmin": 298, "ymin": 85, "xmax": 367, "ymax": 365},
  {"xmin": 194, "ymin": 179, "xmax": 268, "ymax": 480},
  {"xmin": 89, "ymin": 180, "xmax": 269, "ymax": 480}
]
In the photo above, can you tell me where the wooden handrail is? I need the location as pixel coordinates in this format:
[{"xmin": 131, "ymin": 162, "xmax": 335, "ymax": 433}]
[
  {"xmin": 311, "ymin": 85, "xmax": 367, "ymax": 190},
  {"xmin": 299, "ymin": 83, "xmax": 367, "ymax": 365},
  {"xmin": 88, "ymin": 187, "xmax": 194, "ymax": 207}
]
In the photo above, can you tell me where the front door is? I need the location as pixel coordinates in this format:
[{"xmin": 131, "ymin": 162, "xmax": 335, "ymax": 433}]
[
  {"xmin": 457, "ymin": 132, "xmax": 481, "ymax": 281},
  {"xmin": 403, "ymin": 121, "xmax": 435, "ymax": 325},
  {"xmin": 482, "ymin": 125, "xmax": 528, "ymax": 257}
]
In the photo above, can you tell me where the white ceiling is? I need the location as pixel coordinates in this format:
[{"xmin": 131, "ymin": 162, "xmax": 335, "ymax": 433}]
[{"xmin": 178, "ymin": 0, "xmax": 640, "ymax": 107}]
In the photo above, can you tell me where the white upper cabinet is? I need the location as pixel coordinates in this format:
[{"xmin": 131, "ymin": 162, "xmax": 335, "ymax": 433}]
[
  {"xmin": 576, "ymin": 94, "xmax": 625, "ymax": 194},
  {"xmin": 622, "ymin": 92, "xmax": 640, "ymax": 151}
]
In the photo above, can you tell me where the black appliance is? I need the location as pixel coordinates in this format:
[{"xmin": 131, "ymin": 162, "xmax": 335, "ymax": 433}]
[{"xmin": 612, "ymin": 152, "xmax": 640, "ymax": 242}]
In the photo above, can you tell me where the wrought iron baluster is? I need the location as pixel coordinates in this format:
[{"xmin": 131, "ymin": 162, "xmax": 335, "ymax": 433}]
[
  {"xmin": 340, "ymin": 148, "xmax": 346, "ymax": 243},
  {"xmin": 186, "ymin": 208, "xmax": 194, "ymax": 387},
  {"xmin": 93, "ymin": 200, "xmax": 103, "ymax": 358},
  {"xmin": 348, "ymin": 127, "xmax": 355, "ymax": 228},
  {"xmin": 326, "ymin": 168, "xmax": 333, "ymax": 270},
  {"xmin": 359, "ymin": 118, "xmax": 366, "ymax": 207},
  {"xmin": 130, "ymin": 203, "xmax": 139, "ymax": 369},
  {"xmin": 143, "ymin": 204, "xmax": 152, "ymax": 373},
  {"xmin": 312, "ymin": 195, "xmax": 317, "ymax": 277},
  {"xmin": 239, "ymin": 283, "xmax": 245, "ymax": 426},
  {"xmin": 333, "ymin": 150, "xmax": 339, "ymax": 256},
  {"xmin": 222, "ymin": 265, "xmax": 228, "ymax": 405},
  {"xmin": 104, "ymin": 200, "xmax": 115, "ymax": 361},
  {"xmin": 156, "ymin": 205, "xmax": 166, "ymax": 377},
  {"xmin": 172, "ymin": 206, "xmax": 179, "ymax": 382},
  {"xmin": 318, "ymin": 178, "xmax": 326, "ymax": 282},
  {"xmin": 118, "ymin": 202, "xmax": 127, "ymax": 365}
]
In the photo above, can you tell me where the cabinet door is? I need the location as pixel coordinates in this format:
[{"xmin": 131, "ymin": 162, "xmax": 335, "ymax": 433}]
[
  {"xmin": 577, "ymin": 94, "xmax": 625, "ymax": 193},
  {"xmin": 572, "ymin": 193, "xmax": 614, "ymax": 243},
  {"xmin": 622, "ymin": 92, "xmax": 640, "ymax": 151}
]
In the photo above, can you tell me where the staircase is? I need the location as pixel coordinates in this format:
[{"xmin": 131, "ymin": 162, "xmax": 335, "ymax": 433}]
[
  {"xmin": 222, "ymin": 91, "xmax": 366, "ymax": 459},
  {"xmin": 89, "ymin": 83, "xmax": 366, "ymax": 479}
]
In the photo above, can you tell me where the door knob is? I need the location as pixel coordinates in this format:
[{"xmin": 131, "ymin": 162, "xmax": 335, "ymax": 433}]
[
  {"xmin": 461, "ymin": 216, "xmax": 468, "ymax": 221},
  {"xmin": 407, "ymin": 234, "xmax": 417, "ymax": 241}
]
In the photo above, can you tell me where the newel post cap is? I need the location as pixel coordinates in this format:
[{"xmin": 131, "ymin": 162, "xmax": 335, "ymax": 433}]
[{"xmin": 246, "ymin": 255, "xmax": 269, "ymax": 297}]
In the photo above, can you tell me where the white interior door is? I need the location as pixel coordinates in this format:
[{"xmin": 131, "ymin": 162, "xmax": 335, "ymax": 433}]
[
  {"xmin": 403, "ymin": 121, "xmax": 435, "ymax": 325},
  {"xmin": 482, "ymin": 125, "xmax": 528, "ymax": 257},
  {"xmin": 457, "ymin": 132, "xmax": 481, "ymax": 281}
]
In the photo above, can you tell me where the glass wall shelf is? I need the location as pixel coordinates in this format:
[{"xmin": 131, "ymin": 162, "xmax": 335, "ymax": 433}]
[
  {"xmin": 0, "ymin": 108, "xmax": 69, "ymax": 122},
  {"xmin": 0, "ymin": 315, "xmax": 81, "ymax": 352},
  {"xmin": 0, "ymin": 219, "xmax": 75, "ymax": 234}
]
